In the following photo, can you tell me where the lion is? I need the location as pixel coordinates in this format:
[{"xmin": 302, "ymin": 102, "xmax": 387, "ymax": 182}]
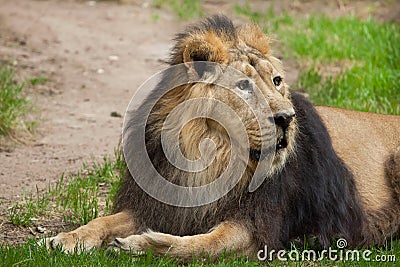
[{"xmin": 45, "ymin": 15, "xmax": 400, "ymax": 261}]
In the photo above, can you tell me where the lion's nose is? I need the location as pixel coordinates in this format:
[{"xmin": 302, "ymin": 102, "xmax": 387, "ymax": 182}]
[{"xmin": 274, "ymin": 110, "xmax": 295, "ymax": 129}]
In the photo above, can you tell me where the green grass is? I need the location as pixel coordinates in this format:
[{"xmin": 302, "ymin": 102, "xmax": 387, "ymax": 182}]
[
  {"xmin": 0, "ymin": 65, "xmax": 31, "ymax": 136},
  {"xmin": 0, "ymin": 240, "xmax": 176, "ymax": 267},
  {"xmin": 7, "ymin": 149, "xmax": 125, "ymax": 227},
  {"xmin": 235, "ymin": 4, "xmax": 400, "ymax": 115},
  {"xmin": 152, "ymin": 0, "xmax": 203, "ymax": 20},
  {"xmin": 289, "ymin": 16, "xmax": 399, "ymax": 114},
  {"xmin": 1, "ymin": 238, "xmax": 398, "ymax": 266},
  {"xmin": 0, "ymin": 241, "xmax": 266, "ymax": 267}
]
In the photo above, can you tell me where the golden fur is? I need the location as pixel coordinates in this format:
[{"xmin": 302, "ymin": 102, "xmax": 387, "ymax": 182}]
[{"xmin": 44, "ymin": 16, "xmax": 400, "ymax": 261}]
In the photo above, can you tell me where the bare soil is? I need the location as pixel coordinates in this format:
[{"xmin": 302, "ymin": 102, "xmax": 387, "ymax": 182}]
[
  {"xmin": 0, "ymin": 0, "xmax": 182, "ymax": 201},
  {"xmin": 0, "ymin": 0, "xmax": 398, "ymax": 244}
]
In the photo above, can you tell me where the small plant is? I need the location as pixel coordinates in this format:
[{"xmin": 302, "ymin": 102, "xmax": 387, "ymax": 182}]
[
  {"xmin": 0, "ymin": 65, "xmax": 30, "ymax": 136},
  {"xmin": 151, "ymin": 13, "xmax": 160, "ymax": 22},
  {"xmin": 29, "ymin": 76, "xmax": 48, "ymax": 86},
  {"xmin": 8, "ymin": 204, "xmax": 35, "ymax": 227},
  {"xmin": 235, "ymin": 3, "xmax": 293, "ymax": 32},
  {"xmin": 152, "ymin": 0, "xmax": 203, "ymax": 20}
]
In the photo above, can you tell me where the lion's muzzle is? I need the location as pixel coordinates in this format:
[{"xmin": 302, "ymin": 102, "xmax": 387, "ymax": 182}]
[
  {"xmin": 274, "ymin": 110, "xmax": 295, "ymax": 130},
  {"xmin": 274, "ymin": 109, "xmax": 295, "ymax": 152}
]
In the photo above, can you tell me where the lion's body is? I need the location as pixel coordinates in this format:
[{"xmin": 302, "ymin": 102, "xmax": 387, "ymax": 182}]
[
  {"xmin": 318, "ymin": 107, "xmax": 400, "ymax": 243},
  {"xmin": 46, "ymin": 16, "xmax": 400, "ymax": 261},
  {"xmin": 318, "ymin": 107, "xmax": 400, "ymax": 210}
]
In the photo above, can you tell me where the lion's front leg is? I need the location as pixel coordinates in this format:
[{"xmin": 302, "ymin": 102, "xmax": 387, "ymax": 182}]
[
  {"xmin": 45, "ymin": 210, "xmax": 137, "ymax": 253},
  {"xmin": 108, "ymin": 221, "xmax": 256, "ymax": 261}
]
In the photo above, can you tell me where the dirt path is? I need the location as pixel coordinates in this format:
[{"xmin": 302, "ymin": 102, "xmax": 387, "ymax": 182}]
[{"xmin": 0, "ymin": 0, "xmax": 182, "ymax": 200}]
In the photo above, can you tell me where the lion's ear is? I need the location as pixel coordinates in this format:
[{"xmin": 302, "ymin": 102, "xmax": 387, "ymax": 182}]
[
  {"xmin": 237, "ymin": 24, "xmax": 270, "ymax": 56},
  {"xmin": 181, "ymin": 32, "xmax": 229, "ymax": 79},
  {"xmin": 182, "ymin": 32, "xmax": 229, "ymax": 64}
]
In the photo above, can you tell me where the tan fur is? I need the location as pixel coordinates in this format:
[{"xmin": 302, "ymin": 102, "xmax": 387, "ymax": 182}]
[
  {"xmin": 45, "ymin": 211, "xmax": 136, "ymax": 253},
  {"xmin": 237, "ymin": 24, "xmax": 271, "ymax": 56},
  {"xmin": 183, "ymin": 31, "xmax": 230, "ymax": 64},
  {"xmin": 44, "ymin": 17, "xmax": 400, "ymax": 260},
  {"xmin": 109, "ymin": 221, "xmax": 256, "ymax": 261},
  {"xmin": 316, "ymin": 106, "xmax": 400, "ymax": 211}
]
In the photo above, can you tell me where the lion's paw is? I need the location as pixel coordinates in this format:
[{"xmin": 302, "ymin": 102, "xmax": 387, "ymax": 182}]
[
  {"xmin": 142, "ymin": 230, "xmax": 181, "ymax": 248},
  {"xmin": 40, "ymin": 232, "xmax": 97, "ymax": 254},
  {"xmin": 107, "ymin": 235, "xmax": 147, "ymax": 255}
]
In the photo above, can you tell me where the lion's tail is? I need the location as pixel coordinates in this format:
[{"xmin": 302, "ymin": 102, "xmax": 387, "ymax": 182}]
[{"xmin": 386, "ymin": 147, "xmax": 400, "ymax": 203}]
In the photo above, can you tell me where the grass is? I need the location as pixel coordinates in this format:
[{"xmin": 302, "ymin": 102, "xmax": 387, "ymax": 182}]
[
  {"xmin": 29, "ymin": 76, "xmax": 48, "ymax": 86},
  {"xmin": 289, "ymin": 16, "xmax": 399, "ymax": 114},
  {"xmin": 152, "ymin": 0, "xmax": 203, "ymax": 20},
  {"xmin": 1, "ymin": 237, "xmax": 398, "ymax": 266},
  {"xmin": 0, "ymin": 241, "xmax": 265, "ymax": 267},
  {"xmin": 0, "ymin": 65, "xmax": 32, "ymax": 136},
  {"xmin": 7, "ymin": 149, "xmax": 125, "ymax": 228},
  {"xmin": 235, "ymin": 3, "xmax": 400, "ymax": 115}
]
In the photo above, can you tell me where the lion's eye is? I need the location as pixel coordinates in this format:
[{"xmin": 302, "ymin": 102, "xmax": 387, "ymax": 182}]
[
  {"xmin": 236, "ymin": 79, "xmax": 252, "ymax": 91},
  {"xmin": 273, "ymin": 76, "xmax": 283, "ymax": 87}
]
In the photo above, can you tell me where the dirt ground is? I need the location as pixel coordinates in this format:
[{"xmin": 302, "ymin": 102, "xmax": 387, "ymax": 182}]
[
  {"xmin": 0, "ymin": 0, "xmax": 398, "ymax": 243},
  {"xmin": 0, "ymin": 0, "xmax": 182, "ymax": 200}
]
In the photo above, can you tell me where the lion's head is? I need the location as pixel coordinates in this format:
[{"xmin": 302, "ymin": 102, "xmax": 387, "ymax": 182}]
[
  {"xmin": 122, "ymin": 15, "xmax": 298, "ymax": 207},
  {"xmin": 153, "ymin": 16, "xmax": 297, "ymax": 179}
]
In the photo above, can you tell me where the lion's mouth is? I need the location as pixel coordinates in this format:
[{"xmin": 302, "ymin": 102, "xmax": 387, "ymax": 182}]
[
  {"xmin": 249, "ymin": 132, "xmax": 289, "ymax": 162},
  {"xmin": 249, "ymin": 148, "xmax": 266, "ymax": 162},
  {"xmin": 276, "ymin": 131, "xmax": 288, "ymax": 151}
]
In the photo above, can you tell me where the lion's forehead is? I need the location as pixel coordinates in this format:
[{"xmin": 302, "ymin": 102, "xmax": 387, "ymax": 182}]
[
  {"xmin": 225, "ymin": 50, "xmax": 282, "ymax": 82},
  {"xmin": 221, "ymin": 25, "xmax": 284, "ymax": 79}
]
